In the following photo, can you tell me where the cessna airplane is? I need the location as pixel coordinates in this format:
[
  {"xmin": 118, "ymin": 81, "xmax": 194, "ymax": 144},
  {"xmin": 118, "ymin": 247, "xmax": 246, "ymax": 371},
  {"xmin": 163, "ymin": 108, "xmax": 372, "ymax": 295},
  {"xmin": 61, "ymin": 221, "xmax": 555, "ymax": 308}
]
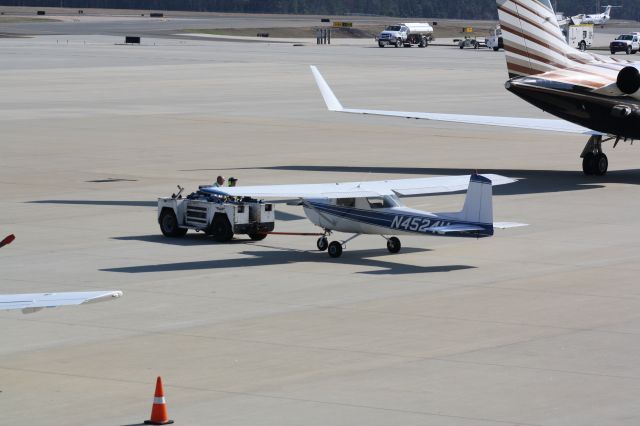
[
  {"xmin": 202, "ymin": 174, "xmax": 525, "ymax": 258},
  {"xmin": 311, "ymin": 0, "xmax": 640, "ymax": 177},
  {"xmin": 573, "ymin": 5, "xmax": 620, "ymax": 25},
  {"xmin": 0, "ymin": 234, "xmax": 123, "ymax": 314}
]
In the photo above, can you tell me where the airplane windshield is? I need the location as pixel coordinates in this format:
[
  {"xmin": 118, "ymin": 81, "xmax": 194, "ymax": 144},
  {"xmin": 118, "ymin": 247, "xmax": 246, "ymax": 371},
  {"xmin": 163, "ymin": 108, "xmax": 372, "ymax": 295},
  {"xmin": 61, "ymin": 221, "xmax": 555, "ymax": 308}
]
[{"xmin": 385, "ymin": 25, "xmax": 401, "ymax": 31}]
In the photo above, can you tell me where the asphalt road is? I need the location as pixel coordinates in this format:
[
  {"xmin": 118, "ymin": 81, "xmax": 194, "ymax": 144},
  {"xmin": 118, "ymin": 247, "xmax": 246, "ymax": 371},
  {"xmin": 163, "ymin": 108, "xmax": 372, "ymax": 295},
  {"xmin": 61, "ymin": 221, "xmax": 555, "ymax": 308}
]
[{"xmin": 1, "ymin": 15, "xmax": 640, "ymax": 426}]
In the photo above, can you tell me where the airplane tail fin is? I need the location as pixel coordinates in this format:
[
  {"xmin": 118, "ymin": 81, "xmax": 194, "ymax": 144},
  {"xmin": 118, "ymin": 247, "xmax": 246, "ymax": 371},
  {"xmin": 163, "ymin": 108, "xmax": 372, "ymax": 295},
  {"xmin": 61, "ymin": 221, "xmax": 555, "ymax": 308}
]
[
  {"xmin": 497, "ymin": 0, "xmax": 579, "ymax": 77},
  {"xmin": 434, "ymin": 174, "xmax": 527, "ymax": 235},
  {"xmin": 459, "ymin": 174, "xmax": 494, "ymax": 226}
]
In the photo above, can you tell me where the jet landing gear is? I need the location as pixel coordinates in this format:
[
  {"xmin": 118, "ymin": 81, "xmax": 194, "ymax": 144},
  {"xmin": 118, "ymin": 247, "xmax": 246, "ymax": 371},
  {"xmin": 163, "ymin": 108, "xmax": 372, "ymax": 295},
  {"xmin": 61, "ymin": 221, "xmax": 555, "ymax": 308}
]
[{"xmin": 581, "ymin": 135, "xmax": 608, "ymax": 176}]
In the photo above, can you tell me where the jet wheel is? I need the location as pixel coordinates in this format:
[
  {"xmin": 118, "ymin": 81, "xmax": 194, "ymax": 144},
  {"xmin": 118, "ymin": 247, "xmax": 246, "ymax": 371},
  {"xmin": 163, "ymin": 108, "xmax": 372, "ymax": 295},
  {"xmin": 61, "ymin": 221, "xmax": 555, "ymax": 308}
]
[
  {"xmin": 317, "ymin": 237, "xmax": 328, "ymax": 251},
  {"xmin": 594, "ymin": 153, "xmax": 608, "ymax": 176},
  {"xmin": 582, "ymin": 153, "xmax": 608, "ymax": 176},
  {"xmin": 582, "ymin": 153, "xmax": 596, "ymax": 175},
  {"xmin": 328, "ymin": 241, "xmax": 343, "ymax": 258},
  {"xmin": 387, "ymin": 237, "xmax": 401, "ymax": 254}
]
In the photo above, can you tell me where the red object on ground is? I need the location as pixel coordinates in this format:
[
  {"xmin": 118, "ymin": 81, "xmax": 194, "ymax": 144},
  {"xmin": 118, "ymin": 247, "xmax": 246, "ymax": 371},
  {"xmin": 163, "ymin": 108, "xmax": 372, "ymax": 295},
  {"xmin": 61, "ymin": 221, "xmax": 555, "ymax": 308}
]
[
  {"xmin": 266, "ymin": 231, "xmax": 324, "ymax": 236},
  {"xmin": 0, "ymin": 234, "xmax": 15, "ymax": 248},
  {"xmin": 144, "ymin": 376, "xmax": 174, "ymax": 425}
]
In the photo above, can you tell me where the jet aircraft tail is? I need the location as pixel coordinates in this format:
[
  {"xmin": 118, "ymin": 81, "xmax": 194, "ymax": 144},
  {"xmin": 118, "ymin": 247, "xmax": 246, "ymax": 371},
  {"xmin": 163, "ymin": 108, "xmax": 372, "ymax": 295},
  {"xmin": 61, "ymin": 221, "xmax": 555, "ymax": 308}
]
[{"xmin": 497, "ymin": 0, "xmax": 580, "ymax": 77}]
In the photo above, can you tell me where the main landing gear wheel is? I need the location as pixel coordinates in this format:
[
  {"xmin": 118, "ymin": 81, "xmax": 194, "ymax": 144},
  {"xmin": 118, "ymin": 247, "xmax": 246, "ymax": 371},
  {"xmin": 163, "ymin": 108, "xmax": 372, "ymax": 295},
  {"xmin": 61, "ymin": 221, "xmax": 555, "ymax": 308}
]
[
  {"xmin": 581, "ymin": 135, "xmax": 609, "ymax": 176},
  {"xmin": 386, "ymin": 237, "xmax": 401, "ymax": 254},
  {"xmin": 317, "ymin": 236, "xmax": 328, "ymax": 251},
  {"xmin": 328, "ymin": 241, "xmax": 343, "ymax": 258},
  {"xmin": 582, "ymin": 152, "xmax": 608, "ymax": 176}
]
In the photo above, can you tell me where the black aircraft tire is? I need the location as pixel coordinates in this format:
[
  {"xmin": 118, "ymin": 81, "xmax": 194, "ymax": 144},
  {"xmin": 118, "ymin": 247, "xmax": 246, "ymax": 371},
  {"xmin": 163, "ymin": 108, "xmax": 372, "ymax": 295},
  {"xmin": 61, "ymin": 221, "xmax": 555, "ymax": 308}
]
[
  {"xmin": 159, "ymin": 210, "xmax": 187, "ymax": 237},
  {"xmin": 582, "ymin": 153, "xmax": 596, "ymax": 175},
  {"xmin": 387, "ymin": 237, "xmax": 401, "ymax": 254},
  {"xmin": 328, "ymin": 241, "xmax": 343, "ymax": 258},
  {"xmin": 594, "ymin": 153, "xmax": 608, "ymax": 176},
  {"xmin": 317, "ymin": 237, "xmax": 328, "ymax": 251}
]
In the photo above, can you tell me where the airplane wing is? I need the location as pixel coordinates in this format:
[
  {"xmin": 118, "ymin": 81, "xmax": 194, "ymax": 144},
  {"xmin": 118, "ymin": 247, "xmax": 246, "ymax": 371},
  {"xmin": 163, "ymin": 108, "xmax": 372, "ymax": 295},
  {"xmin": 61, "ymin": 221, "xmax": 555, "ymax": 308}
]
[
  {"xmin": 0, "ymin": 290, "xmax": 123, "ymax": 314},
  {"xmin": 200, "ymin": 174, "xmax": 516, "ymax": 200},
  {"xmin": 310, "ymin": 66, "xmax": 601, "ymax": 136}
]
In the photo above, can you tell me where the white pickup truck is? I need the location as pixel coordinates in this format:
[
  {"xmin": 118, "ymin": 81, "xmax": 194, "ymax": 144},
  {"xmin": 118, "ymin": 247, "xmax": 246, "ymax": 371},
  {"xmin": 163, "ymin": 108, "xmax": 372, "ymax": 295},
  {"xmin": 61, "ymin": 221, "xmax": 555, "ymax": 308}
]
[
  {"xmin": 377, "ymin": 22, "xmax": 433, "ymax": 48},
  {"xmin": 158, "ymin": 186, "xmax": 275, "ymax": 242},
  {"xmin": 610, "ymin": 33, "xmax": 640, "ymax": 55}
]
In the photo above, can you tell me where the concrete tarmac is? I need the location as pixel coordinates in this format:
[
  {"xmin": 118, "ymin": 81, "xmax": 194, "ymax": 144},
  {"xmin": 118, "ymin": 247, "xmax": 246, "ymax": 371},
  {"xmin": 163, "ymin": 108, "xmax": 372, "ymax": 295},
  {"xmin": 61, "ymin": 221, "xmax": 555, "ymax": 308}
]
[{"xmin": 1, "ymin": 31, "xmax": 640, "ymax": 425}]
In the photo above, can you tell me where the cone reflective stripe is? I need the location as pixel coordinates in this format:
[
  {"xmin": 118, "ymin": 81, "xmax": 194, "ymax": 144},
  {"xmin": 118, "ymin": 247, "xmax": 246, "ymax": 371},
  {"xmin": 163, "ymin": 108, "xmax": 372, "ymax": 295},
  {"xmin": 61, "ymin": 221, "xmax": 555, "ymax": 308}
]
[{"xmin": 144, "ymin": 376, "xmax": 174, "ymax": 425}]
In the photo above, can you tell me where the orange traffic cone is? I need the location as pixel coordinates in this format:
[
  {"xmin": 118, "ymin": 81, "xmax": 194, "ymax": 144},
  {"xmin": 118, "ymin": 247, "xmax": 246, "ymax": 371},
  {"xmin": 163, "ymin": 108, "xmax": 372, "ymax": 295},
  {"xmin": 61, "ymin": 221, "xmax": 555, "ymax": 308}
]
[{"xmin": 144, "ymin": 376, "xmax": 174, "ymax": 425}]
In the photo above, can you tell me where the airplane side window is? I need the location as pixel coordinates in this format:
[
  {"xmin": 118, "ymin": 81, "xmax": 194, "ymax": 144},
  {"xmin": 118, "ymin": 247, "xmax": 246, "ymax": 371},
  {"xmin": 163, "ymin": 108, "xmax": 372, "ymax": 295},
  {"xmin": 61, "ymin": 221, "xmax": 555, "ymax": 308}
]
[
  {"xmin": 367, "ymin": 197, "xmax": 385, "ymax": 208},
  {"xmin": 336, "ymin": 198, "xmax": 355, "ymax": 207}
]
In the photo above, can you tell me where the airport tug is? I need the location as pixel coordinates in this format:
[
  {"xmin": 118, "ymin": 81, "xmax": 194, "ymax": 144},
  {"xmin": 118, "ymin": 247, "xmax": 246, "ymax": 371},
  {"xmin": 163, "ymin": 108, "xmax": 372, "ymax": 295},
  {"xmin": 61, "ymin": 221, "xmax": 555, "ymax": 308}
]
[{"xmin": 158, "ymin": 186, "xmax": 275, "ymax": 242}]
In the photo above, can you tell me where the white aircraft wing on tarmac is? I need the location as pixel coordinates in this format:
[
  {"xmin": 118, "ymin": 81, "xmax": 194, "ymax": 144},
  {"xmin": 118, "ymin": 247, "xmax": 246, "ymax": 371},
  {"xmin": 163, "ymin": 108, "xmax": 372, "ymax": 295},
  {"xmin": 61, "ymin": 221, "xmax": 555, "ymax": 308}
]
[
  {"xmin": 200, "ymin": 174, "xmax": 516, "ymax": 200},
  {"xmin": 310, "ymin": 66, "xmax": 601, "ymax": 136},
  {"xmin": 0, "ymin": 291, "xmax": 123, "ymax": 314}
]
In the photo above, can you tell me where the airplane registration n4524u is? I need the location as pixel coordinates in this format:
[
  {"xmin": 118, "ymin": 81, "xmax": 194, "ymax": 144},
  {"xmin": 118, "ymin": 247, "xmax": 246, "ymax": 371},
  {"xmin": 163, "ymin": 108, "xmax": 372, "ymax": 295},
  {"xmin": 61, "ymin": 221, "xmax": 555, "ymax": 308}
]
[{"xmin": 203, "ymin": 174, "xmax": 526, "ymax": 258}]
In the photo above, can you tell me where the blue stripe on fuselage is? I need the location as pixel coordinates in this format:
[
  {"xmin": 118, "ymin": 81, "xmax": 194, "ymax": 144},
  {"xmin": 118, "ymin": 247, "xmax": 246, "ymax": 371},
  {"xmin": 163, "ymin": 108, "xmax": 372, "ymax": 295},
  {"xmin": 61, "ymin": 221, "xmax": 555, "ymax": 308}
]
[{"xmin": 306, "ymin": 201, "xmax": 493, "ymax": 235}]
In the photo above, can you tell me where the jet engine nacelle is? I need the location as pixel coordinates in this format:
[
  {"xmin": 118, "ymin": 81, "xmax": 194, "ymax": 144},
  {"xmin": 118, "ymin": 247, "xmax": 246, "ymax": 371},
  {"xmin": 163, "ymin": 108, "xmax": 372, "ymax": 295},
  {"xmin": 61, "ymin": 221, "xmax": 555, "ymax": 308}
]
[{"xmin": 616, "ymin": 66, "xmax": 640, "ymax": 95}]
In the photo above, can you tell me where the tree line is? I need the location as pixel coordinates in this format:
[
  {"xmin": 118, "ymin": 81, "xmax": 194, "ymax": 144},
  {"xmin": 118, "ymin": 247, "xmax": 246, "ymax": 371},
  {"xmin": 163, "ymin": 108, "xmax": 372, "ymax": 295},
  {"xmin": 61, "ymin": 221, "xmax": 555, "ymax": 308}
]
[{"xmin": 3, "ymin": 0, "xmax": 638, "ymax": 21}]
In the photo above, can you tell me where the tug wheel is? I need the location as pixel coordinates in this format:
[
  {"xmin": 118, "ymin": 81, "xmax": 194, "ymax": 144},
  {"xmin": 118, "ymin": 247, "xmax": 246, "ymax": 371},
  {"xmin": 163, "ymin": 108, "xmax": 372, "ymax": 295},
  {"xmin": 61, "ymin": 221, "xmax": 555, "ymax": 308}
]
[
  {"xmin": 159, "ymin": 210, "xmax": 187, "ymax": 237},
  {"xmin": 211, "ymin": 215, "xmax": 234, "ymax": 242},
  {"xmin": 249, "ymin": 233, "xmax": 267, "ymax": 241}
]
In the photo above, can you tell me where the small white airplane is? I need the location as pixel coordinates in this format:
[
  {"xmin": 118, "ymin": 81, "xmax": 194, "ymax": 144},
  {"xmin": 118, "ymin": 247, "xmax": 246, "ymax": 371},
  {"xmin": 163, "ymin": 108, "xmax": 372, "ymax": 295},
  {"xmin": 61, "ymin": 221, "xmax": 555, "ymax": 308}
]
[
  {"xmin": 0, "ymin": 234, "xmax": 123, "ymax": 314},
  {"xmin": 573, "ymin": 5, "xmax": 620, "ymax": 25},
  {"xmin": 202, "ymin": 174, "xmax": 525, "ymax": 258}
]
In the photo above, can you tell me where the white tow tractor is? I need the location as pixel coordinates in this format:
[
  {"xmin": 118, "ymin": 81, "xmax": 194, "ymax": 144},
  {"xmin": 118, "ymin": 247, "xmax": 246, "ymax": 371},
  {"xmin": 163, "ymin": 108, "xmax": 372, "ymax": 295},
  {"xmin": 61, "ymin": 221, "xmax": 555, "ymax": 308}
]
[{"xmin": 158, "ymin": 186, "xmax": 275, "ymax": 242}]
